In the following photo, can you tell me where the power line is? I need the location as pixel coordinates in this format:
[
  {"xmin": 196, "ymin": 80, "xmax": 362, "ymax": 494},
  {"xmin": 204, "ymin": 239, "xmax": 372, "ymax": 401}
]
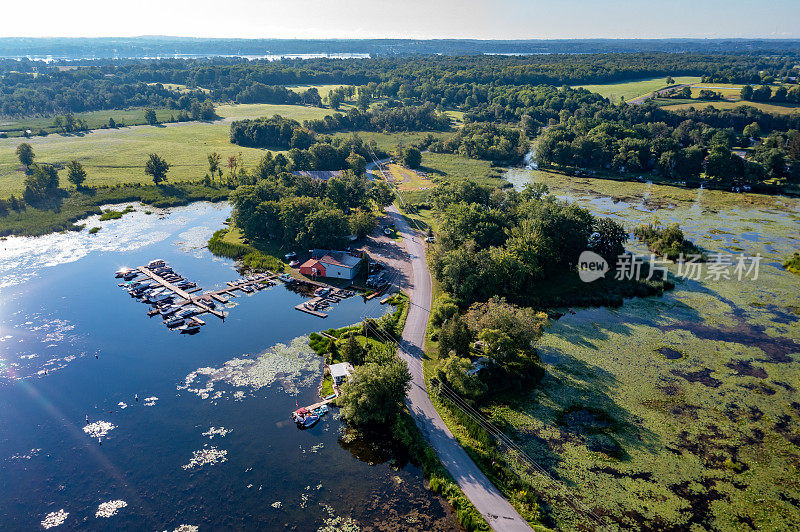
[{"xmin": 434, "ymin": 381, "xmax": 608, "ymax": 529}]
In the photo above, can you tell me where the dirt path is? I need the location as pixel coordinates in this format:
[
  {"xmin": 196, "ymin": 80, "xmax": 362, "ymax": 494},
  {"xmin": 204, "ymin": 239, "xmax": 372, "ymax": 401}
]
[{"xmin": 629, "ymin": 83, "xmax": 694, "ymax": 104}]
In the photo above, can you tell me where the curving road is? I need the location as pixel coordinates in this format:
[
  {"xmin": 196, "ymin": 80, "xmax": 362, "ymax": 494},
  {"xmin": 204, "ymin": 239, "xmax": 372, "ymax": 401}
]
[{"xmin": 386, "ymin": 205, "xmax": 532, "ymax": 531}]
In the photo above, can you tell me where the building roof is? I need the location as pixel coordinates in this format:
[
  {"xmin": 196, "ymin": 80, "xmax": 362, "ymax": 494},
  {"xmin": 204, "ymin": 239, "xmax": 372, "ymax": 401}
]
[
  {"xmin": 319, "ymin": 251, "xmax": 361, "ymax": 269},
  {"xmin": 299, "ymin": 258, "xmax": 323, "ymax": 270},
  {"xmin": 329, "ymin": 362, "xmax": 354, "ymax": 379}
]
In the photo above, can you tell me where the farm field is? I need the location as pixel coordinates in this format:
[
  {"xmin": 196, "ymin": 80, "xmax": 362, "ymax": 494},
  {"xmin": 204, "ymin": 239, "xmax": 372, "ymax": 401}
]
[
  {"xmin": 0, "ymin": 103, "xmax": 337, "ymax": 197},
  {"xmin": 490, "ymin": 168, "xmax": 800, "ymax": 529},
  {"xmin": 0, "ymin": 121, "xmax": 270, "ymax": 196},
  {"xmin": 658, "ymin": 99, "xmax": 800, "ymax": 115},
  {"xmin": 215, "ymin": 102, "xmax": 334, "ymax": 121},
  {"xmin": 575, "ymin": 76, "xmax": 701, "ymax": 101},
  {"xmin": 0, "ymin": 107, "xmax": 176, "ymax": 137},
  {"xmin": 285, "ymin": 84, "xmax": 349, "ymax": 99}
]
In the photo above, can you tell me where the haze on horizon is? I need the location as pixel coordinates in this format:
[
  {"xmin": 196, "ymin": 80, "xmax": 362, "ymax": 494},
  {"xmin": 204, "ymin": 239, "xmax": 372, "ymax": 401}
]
[{"xmin": 3, "ymin": 0, "xmax": 800, "ymax": 40}]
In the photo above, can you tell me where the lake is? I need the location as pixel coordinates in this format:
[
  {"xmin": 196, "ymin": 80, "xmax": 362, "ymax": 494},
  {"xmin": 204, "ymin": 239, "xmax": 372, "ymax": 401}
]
[{"xmin": 0, "ymin": 202, "xmax": 457, "ymax": 530}]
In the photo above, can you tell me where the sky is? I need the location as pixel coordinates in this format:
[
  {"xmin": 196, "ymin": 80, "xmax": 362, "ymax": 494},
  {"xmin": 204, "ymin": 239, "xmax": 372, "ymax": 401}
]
[{"xmin": 2, "ymin": 0, "xmax": 800, "ymax": 39}]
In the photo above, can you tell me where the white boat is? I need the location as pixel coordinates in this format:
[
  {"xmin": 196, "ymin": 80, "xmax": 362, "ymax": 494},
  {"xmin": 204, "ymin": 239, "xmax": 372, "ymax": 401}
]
[
  {"xmin": 114, "ymin": 267, "xmax": 135, "ymax": 278},
  {"xmin": 160, "ymin": 305, "xmax": 180, "ymax": 316},
  {"xmin": 164, "ymin": 317, "xmax": 185, "ymax": 328}
]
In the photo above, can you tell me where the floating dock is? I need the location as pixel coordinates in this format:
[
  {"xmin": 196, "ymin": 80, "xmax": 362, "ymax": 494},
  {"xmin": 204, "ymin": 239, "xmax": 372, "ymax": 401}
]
[{"xmin": 129, "ymin": 266, "xmax": 281, "ymax": 325}]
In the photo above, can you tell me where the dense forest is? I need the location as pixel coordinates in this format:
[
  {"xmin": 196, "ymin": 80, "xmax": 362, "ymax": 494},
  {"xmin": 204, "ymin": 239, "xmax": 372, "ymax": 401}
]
[
  {"xmin": 2, "ymin": 52, "xmax": 800, "ymax": 116},
  {"xmin": 535, "ymin": 101, "xmax": 800, "ymax": 186}
]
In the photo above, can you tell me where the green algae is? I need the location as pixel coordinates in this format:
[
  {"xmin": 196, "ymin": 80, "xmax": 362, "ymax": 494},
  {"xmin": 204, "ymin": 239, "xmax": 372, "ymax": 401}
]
[{"xmin": 493, "ymin": 170, "xmax": 800, "ymax": 530}]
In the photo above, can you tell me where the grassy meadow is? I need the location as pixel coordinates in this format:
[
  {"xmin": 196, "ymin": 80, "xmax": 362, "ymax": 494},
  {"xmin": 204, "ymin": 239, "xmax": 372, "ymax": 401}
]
[
  {"xmin": 0, "ymin": 103, "xmax": 335, "ymax": 197},
  {"xmin": 394, "ymin": 152, "xmax": 506, "ymax": 204},
  {"xmin": 386, "ymin": 163, "xmax": 437, "ymax": 192},
  {"xmin": 575, "ymin": 76, "xmax": 701, "ymax": 101},
  {"xmin": 477, "ymin": 169, "xmax": 800, "ymax": 529},
  {"xmin": 215, "ymin": 102, "xmax": 333, "ymax": 121},
  {"xmin": 658, "ymin": 99, "xmax": 800, "ymax": 115},
  {"xmin": 0, "ymin": 107, "xmax": 177, "ymax": 137}
]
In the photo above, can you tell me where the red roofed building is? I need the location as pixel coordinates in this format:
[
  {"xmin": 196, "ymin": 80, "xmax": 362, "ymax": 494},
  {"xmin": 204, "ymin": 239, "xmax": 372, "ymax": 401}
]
[{"xmin": 298, "ymin": 249, "xmax": 363, "ymax": 279}]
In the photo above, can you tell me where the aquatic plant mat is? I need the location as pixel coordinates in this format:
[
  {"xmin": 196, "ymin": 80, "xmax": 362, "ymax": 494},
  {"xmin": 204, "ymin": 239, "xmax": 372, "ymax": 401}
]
[{"xmin": 486, "ymin": 170, "xmax": 800, "ymax": 529}]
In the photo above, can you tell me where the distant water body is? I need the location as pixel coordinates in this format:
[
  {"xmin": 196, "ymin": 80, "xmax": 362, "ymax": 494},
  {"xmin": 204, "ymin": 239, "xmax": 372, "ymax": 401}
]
[{"xmin": 2, "ymin": 53, "xmax": 371, "ymax": 62}]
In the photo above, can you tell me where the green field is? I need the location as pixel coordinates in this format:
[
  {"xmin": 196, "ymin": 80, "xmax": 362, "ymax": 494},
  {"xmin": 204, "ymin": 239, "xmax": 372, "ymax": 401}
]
[
  {"xmin": 285, "ymin": 84, "xmax": 349, "ymax": 99},
  {"xmin": 575, "ymin": 76, "xmax": 702, "ymax": 101},
  {"xmin": 0, "ymin": 103, "xmax": 335, "ymax": 197},
  {"xmin": 658, "ymin": 99, "xmax": 800, "ymax": 115},
  {"xmin": 215, "ymin": 102, "xmax": 333, "ymax": 121},
  {"xmin": 687, "ymin": 83, "xmax": 788, "ymax": 101},
  {"xmin": 0, "ymin": 107, "xmax": 177, "ymax": 137},
  {"xmin": 0, "ymin": 122, "xmax": 268, "ymax": 196},
  {"xmin": 396, "ymin": 152, "xmax": 506, "ymax": 204}
]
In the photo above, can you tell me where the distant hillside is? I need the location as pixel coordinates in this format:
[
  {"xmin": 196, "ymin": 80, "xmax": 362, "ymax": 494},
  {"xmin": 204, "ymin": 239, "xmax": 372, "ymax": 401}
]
[{"xmin": 2, "ymin": 37, "xmax": 800, "ymax": 59}]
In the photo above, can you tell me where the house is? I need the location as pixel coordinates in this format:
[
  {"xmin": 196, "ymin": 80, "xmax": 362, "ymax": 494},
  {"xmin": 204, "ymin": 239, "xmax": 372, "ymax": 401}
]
[
  {"xmin": 298, "ymin": 249, "xmax": 364, "ymax": 280},
  {"xmin": 329, "ymin": 362, "xmax": 354, "ymax": 386}
]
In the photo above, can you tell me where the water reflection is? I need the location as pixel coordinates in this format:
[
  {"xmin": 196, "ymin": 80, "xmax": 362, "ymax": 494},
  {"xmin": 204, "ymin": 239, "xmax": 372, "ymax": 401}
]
[{"xmin": 0, "ymin": 201, "xmax": 458, "ymax": 530}]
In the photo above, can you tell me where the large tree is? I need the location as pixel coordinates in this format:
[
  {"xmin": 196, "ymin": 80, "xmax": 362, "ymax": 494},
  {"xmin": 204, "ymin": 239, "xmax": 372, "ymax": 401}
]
[
  {"xmin": 23, "ymin": 163, "xmax": 59, "ymax": 201},
  {"xmin": 403, "ymin": 147, "xmax": 422, "ymax": 169},
  {"xmin": 144, "ymin": 108, "xmax": 158, "ymax": 125},
  {"xmin": 339, "ymin": 354, "xmax": 411, "ymax": 426},
  {"xmin": 16, "ymin": 143, "xmax": 34, "ymax": 171},
  {"xmin": 145, "ymin": 153, "xmax": 170, "ymax": 185},
  {"xmin": 66, "ymin": 160, "xmax": 87, "ymax": 188}
]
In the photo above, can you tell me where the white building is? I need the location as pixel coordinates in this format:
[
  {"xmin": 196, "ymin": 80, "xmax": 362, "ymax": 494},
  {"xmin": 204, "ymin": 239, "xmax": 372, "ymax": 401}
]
[{"xmin": 329, "ymin": 362, "xmax": 354, "ymax": 386}]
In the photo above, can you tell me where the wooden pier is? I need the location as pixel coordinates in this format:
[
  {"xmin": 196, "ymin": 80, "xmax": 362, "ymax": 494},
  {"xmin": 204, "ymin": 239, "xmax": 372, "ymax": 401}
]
[
  {"xmin": 137, "ymin": 266, "xmax": 225, "ymax": 319},
  {"xmin": 295, "ymin": 299, "xmax": 328, "ymax": 318},
  {"xmin": 296, "ymin": 396, "xmax": 337, "ymax": 414},
  {"xmin": 292, "ymin": 286, "xmax": 355, "ymax": 319},
  {"xmin": 136, "ymin": 268, "xmax": 280, "ymax": 321}
]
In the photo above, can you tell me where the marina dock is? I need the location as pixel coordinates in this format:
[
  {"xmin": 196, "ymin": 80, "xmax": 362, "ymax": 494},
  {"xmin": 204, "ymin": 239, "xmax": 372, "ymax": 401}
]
[
  {"xmin": 120, "ymin": 261, "xmax": 355, "ymax": 329},
  {"xmin": 137, "ymin": 266, "xmax": 225, "ymax": 319}
]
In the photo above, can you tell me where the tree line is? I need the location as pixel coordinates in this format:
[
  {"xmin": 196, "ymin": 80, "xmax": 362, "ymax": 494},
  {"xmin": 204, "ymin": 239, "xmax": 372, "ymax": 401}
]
[{"xmin": 3, "ymin": 52, "xmax": 798, "ymax": 116}]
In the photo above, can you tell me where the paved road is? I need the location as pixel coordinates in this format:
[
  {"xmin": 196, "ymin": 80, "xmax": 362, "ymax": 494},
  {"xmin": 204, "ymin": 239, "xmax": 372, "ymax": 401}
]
[{"xmin": 386, "ymin": 205, "xmax": 532, "ymax": 532}]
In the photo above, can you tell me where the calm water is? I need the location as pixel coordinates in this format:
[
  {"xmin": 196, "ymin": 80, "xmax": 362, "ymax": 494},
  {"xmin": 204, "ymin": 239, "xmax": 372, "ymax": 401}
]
[{"xmin": 0, "ymin": 203, "xmax": 457, "ymax": 530}]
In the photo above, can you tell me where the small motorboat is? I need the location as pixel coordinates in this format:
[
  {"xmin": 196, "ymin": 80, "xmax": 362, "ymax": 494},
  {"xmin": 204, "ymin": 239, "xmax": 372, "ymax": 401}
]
[
  {"xmin": 241, "ymin": 285, "xmax": 254, "ymax": 293},
  {"xmin": 115, "ymin": 267, "xmax": 135, "ymax": 278},
  {"xmin": 291, "ymin": 407, "xmax": 320, "ymax": 428},
  {"xmin": 314, "ymin": 404, "xmax": 329, "ymax": 416},
  {"xmin": 197, "ymin": 298, "xmax": 215, "ymax": 309},
  {"xmin": 164, "ymin": 317, "xmax": 185, "ymax": 328},
  {"xmin": 178, "ymin": 320, "xmax": 201, "ymax": 333},
  {"xmin": 176, "ymin": 308, "xmax": 196, "ymax": 319},
  {"xmin": 160, "ymin": 305, "xmax": 180, "ymax": 316},
  {"xmin": 147, "ymin": 259, "xmax": 166, "ymax": 268},
  {"xmin": 313, "ymin": 287, "xmax": 331, "ymax": 297},
  {"xmin": 299, "ymin": 414, "xmax": 320, "ymax": 428}
]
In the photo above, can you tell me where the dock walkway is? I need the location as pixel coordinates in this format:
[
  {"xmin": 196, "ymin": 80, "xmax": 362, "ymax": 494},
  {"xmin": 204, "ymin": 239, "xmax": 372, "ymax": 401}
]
[
  {"xmin": 137, "ymin": 268, "xmax": 279, "ymax": 321},
  {"xmin": 137, "ymin": 266, "xmax": 224, "ymax": 319}
]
